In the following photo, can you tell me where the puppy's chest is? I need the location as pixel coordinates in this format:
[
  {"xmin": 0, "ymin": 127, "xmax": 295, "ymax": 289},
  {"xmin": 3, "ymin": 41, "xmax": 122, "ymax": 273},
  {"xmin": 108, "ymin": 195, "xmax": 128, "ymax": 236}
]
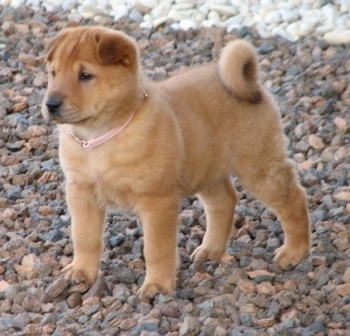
[{"xmin": 90, "ymin": 167, "xmax": 136, "ymax": 208}]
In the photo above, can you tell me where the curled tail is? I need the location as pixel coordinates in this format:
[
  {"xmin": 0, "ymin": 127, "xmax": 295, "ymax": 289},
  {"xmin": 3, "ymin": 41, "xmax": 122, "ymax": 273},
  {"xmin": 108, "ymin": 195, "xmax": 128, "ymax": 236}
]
[{"xmin": 219, "ymin": 40, "xmax": 262, "ymax": 104}]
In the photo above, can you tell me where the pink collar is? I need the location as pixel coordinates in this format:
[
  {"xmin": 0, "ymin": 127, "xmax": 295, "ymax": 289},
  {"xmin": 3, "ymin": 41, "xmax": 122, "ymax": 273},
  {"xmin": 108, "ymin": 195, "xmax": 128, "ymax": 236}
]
[{"xmin": 67, "ymin": 111, "xmax": 135, "ymax": 151}]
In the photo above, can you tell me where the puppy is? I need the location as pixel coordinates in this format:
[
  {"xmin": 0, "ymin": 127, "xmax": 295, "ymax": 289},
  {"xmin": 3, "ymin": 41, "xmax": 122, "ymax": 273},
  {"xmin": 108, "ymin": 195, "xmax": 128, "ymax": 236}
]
[{"xmin": 41, "ymin": 26, "xmax": 310, "ymax": 296}]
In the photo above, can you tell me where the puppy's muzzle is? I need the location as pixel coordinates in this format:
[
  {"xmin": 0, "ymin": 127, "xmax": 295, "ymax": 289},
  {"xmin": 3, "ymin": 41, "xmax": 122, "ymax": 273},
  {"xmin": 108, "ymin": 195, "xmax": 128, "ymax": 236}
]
[{"xmin": 46, "ymin": 96, "xmax": 62, "ymax": 115}]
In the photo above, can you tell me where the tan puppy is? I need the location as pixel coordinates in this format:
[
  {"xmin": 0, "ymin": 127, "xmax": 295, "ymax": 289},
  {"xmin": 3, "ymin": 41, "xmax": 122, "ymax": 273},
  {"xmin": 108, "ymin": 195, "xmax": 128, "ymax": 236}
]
[{"xmin": 42, "ymin": 26, "xmax": 310, "ymax": 296}]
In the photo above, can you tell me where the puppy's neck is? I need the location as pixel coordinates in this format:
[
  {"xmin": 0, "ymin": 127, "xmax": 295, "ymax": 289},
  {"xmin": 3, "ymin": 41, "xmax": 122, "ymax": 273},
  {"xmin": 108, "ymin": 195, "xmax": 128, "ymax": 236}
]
[{"xmin": 66, "ymin": 90, "xmax": 149, "ymax": 142}]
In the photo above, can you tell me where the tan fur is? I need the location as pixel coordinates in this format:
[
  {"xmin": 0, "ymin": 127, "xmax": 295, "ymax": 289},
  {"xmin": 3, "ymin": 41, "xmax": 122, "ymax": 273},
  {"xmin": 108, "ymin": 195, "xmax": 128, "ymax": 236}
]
[{"xmin": 42, "ymin": 26, "xmax": 310, "ymax": 296}]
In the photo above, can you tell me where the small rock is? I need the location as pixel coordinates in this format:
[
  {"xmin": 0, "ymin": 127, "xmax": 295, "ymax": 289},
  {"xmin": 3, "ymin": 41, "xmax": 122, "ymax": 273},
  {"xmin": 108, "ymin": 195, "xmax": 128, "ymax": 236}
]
[
  {"xmin": 342, "ymin": 268, "xmax": 350, "ymax": 283},
  {"xmin": 257, "ymin": 317, "xmax": 275, "ymax": 328},
  {"xmin": 256, "ymin": 282, "xmax": 277, "ymax": 296},
  {"xmin": 324, "ymin": 30, "xmax": 350, "ymax": 44},
  {"xmin": 45, "ymin": 277, "xmax": 69, "ymax": 301},
  {"xmin": 22, "ymin": 294, "xmax": 41, "ymax": 313},
  {"xmin": 237, "ymin": 280, "xmax": 256, "ymax": 293},
  {"xmin": 334, "ymin": 117, "xmax": 347, "ymax": 131},
  {"xmin": 334, "ymin": 191, "xmax": 350, "ymax": 202},
  {"xmin": 179, "ymin": 316, "xmax": 200, "ymax": 336},
  {"xmin": 309, "ymin": 135, "xmax": 325, "ymax": 149}
]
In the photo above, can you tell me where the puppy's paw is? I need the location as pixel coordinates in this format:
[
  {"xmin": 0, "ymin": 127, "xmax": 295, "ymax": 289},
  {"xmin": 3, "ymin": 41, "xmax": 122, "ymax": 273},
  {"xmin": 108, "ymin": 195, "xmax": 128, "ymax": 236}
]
[
  {"xmin": 191, "ymin": 245, "xmax": 232, "ymax": 262},
  {"xmin": 274, "ymin": 244, "xmax": 309, "ymax": 270},
  {"xmin": 62, "ymin": 262, "xmax": 98, "ymax": 290},
  {"xmin": 137, "ymin": 280, "xmax": 174, "ymax": 297}
]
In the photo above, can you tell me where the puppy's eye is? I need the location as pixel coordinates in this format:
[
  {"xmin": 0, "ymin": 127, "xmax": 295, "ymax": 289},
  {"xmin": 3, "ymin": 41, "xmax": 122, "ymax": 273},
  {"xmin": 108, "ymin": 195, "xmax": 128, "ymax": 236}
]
[
  {"xmin": 79, "ymin": 72, "xmax": 94, "ymax": 81},
  {"xmin": 50, "ymin": 70, "xmax": 56, "ymax": 77}
]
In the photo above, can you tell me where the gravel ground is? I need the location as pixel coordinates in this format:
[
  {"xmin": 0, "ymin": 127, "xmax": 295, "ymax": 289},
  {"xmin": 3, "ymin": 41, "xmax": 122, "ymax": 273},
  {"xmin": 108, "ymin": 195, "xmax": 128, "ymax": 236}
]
[{"xmin": 0, "ymin": 5, "xmax": 350, "ymax": 336}]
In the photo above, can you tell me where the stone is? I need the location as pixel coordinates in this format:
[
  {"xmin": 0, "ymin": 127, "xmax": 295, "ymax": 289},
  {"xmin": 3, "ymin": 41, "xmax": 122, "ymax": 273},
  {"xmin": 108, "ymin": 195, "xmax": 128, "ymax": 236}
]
[
  {"xmin": 0, "ymin": 280, "xmax": 10, "ymax": 292},
  {"xmin": 280, "ymin": 8, "xmax": 299, "ymax": 23},
  {"xmin": 22, "ymin": 294, "xmax": 41, "ymax": 313},
  {"xmin": 336, "ymin": 284, "xmax": 350, "ymax": 297},
  {"xmin": 179, "ymin": 316, "xmax": 200, "ymax": 336},
  {"xmin": 342, "ymin": 268, "xmax": 350, "ymax": 283},
  {"xmin": 237, "ymin": 280, "xmax": 256, "ymax": 293},
  {"xmin": 334, "ymin": 191, "xmax": 350, "ymax": 202},
  {"xmin": 134, "ymin": 0, "xmax": 157, "ymax": 14},
  {"xmin": 208, "ymin": 4, "xmax": 236, "ymax": 16},
  {"xmin": 257, "ymin": 318, "xmax": 275, "ymax": 328},
  {"xmin": 256, "ymin": 282, "xmax": 277, "ymax": 296},
  {"xmin": 324, "ymin": 30, "xmax": 350, "ymax": 44},
  {"xmin": 308, "ymin": 134, "xmax": 325, "ymax": 149},
  {"xmin": 334, "ymin": 117, "xmax": 347, "ymax": 131},
  {"xmin": 44, "ymin": 278, "xmax": 69, "ymax": 301}
]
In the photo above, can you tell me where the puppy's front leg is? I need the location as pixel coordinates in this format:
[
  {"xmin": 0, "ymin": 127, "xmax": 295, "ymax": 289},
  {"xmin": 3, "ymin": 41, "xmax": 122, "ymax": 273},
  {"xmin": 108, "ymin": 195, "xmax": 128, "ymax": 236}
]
[
  {"xmin": 63, "ymin": 182, "xmax": 105, "ymax": 289},
  {"xmin": 136, "ymin": 196, "xmax": 179, "ymax": 296}
]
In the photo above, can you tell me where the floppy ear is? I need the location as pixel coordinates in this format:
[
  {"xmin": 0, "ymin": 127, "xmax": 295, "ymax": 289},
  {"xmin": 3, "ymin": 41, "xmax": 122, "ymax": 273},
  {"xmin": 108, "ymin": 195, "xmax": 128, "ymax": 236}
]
[{"xmin": 96, "ymin": 31, "xmax": 138, "ymax": 67}]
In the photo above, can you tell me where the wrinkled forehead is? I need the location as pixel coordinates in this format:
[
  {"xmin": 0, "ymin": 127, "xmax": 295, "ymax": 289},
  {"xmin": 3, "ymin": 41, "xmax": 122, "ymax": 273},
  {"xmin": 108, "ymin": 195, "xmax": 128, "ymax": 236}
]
[{"xmin": 49, "ymin": 29, "xmax": 99, "ymax": 64}]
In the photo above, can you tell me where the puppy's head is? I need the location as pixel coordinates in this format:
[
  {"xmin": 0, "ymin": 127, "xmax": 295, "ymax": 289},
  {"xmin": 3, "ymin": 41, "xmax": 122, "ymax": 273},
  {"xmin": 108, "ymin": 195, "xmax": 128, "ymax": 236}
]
[{"xmin": 42, "ymin": 26, "xmax": 142, "ymax": 125}]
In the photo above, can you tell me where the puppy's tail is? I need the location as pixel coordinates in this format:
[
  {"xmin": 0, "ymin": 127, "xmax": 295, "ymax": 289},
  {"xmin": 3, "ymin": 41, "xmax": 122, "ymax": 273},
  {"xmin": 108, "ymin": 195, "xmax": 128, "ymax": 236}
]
[{"xmin": 218, "ymin": 40, "xmax": 262, "ymax": 104}]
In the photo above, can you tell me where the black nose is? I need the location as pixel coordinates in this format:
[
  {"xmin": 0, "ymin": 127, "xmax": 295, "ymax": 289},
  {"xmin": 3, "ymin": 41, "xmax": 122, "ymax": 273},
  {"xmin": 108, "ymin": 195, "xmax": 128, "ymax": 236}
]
[{"xmin": 46, "ymin": 97, "xmax": 62, "ymax": 114}]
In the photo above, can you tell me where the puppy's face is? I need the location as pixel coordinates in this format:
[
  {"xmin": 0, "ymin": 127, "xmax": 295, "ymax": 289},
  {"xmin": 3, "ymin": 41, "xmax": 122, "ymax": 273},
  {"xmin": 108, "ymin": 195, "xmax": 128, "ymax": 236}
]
[{"xmin": 42, "ymin": 27, "xmax": 140, "ymax": 125}]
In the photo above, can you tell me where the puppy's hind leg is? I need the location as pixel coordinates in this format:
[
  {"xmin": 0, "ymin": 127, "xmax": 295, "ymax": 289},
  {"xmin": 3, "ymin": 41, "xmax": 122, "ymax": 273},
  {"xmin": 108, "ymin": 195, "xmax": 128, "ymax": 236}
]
[
  {"xmin": 236, "ymin": 158, "xmax": 310, "ymax": 270},
  {"xmin": 191, "ymin": 176, "xmax": 237, "ymax": 262}
]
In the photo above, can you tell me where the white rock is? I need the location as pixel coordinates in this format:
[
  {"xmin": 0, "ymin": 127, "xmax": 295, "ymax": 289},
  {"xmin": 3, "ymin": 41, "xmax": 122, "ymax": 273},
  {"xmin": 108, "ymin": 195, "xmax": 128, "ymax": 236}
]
[
  {"xmin": 152, "ymin": 16, "xmax": 168, "ymax": 28},
  {"xmin": 201, "ymin": 19, "xmax": 225, "ymax": 29},
  {"xmin": 315, "ymin": 23, "xmax": 334, "ymax": 34},
  {"xmin": 298, "ymin": 22, "xmax": 315, "ymax": 36},
  {"xmin": 226, "ymin": 14, "xmax": 246, "ymax": 32},
  {"xmin": 62, "ymin": 0, "xmax": 78, "ymax": 11},
  {"xmin": 225, "ymin": 14, "xmax": 244, "ymax": 26},
  {"xmin": 170, "ymin": 22, "xmax": 179, "ymax": 30},
  {"xmin": 25, "ymin": 0, "xmax": 41, "ymax": 7},
  {"xmin": 178, "ymin": 19, "xmax": 198, "ymax": 31},
  {"xmin": 129, "ymin": 8, "xmax": 143, "ymax": 22},
  {"xmin": 2, "ymin": 0, "xmax": 12, "ymax": 6},
  {"xmin": 68, "ymin": 13, "xmax": 84, "ymax": 23},
  {"xmin": 340, "ymin": 0, "xmax": 350, "ymax": 13},
  {"xmin": 301, "ymin": 15, "xmax": 320, "ymax": 28},
  {"xmin": 322, "ymin": 3, "xmax": 338, "ymax": 22},
  {"xmin": 80, "ymin": 0, "xmax": 106, "ymax": 15},
  {"xmin": 139, "ymin": 21, "xmax": 153, "ymax": 29},
  {"xmin": 176, "ymin": 9, "xmax": 196, "ymax": 20},
  {"xmin": 43, "ymin": 4, "xmax": 57, "ymax": 11},
  {"xmin": 198, "ymin": 4, "xmax": 209, "ymax": 16},
  {"xmin": 208, "ymin": 11, "xmax": 221, "ymax": 21},
  {"xmin": 286, "ymin": 21, "xmax": 300, "ymax": 39},
  {"xmin": 264, "ymin": 10, "xmax": 282, "ymax": 24},
  {"xmin": 201, "ymin": 19, "xmax": 216, "ymax": 28},
  {"xmin": 193, "ymin": 12, "xmax": 205, "ymax": 24},
  {"xmin": 168, "ymin": 8, "xmax": 182, "ymax": 21},
  {"xmin": 10, "ymin": 0, "xmax": 25, "ymax": 8},
  {"xmin": 143, "ymin": 13, "xmax": 153, "ymax": 22},
  {"xmin": 96, "ymin": 0, "xmax": 110, "ymax": 11},
  {"xmin": 151, "ymin": 2, "xmax": 171, "ymax": 18},
  {"xmin": 271, "ymin": 26, "xmax": 291, "ymax": 40},
  {"xmin": 324, "ymin": 30, "xmax": 350, "ymax": 44},
  {"xmin": 243, "ymin": 15, "xmax": 255, "ymax": 27},
  {"xmin": 280, "ymin": 8, "xmax": 299, "ymax": 23},
  {"xmin": 174, "ymin": 3, "xmax": 194, "ymax": 11},
  {"xmin": 254, "ymin": 20, "xmax": 268, "ymax": 34},
  {"xmin": 208, "ymin": 4, "xmax": 237, "ymax": 16},
  {"xmin": 113, "ymin": 4, "xmax": 129, "ymax": 21},
  {"xmin": 134, "ymin": 0, "xmax": 158, "ymax": 14}
]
